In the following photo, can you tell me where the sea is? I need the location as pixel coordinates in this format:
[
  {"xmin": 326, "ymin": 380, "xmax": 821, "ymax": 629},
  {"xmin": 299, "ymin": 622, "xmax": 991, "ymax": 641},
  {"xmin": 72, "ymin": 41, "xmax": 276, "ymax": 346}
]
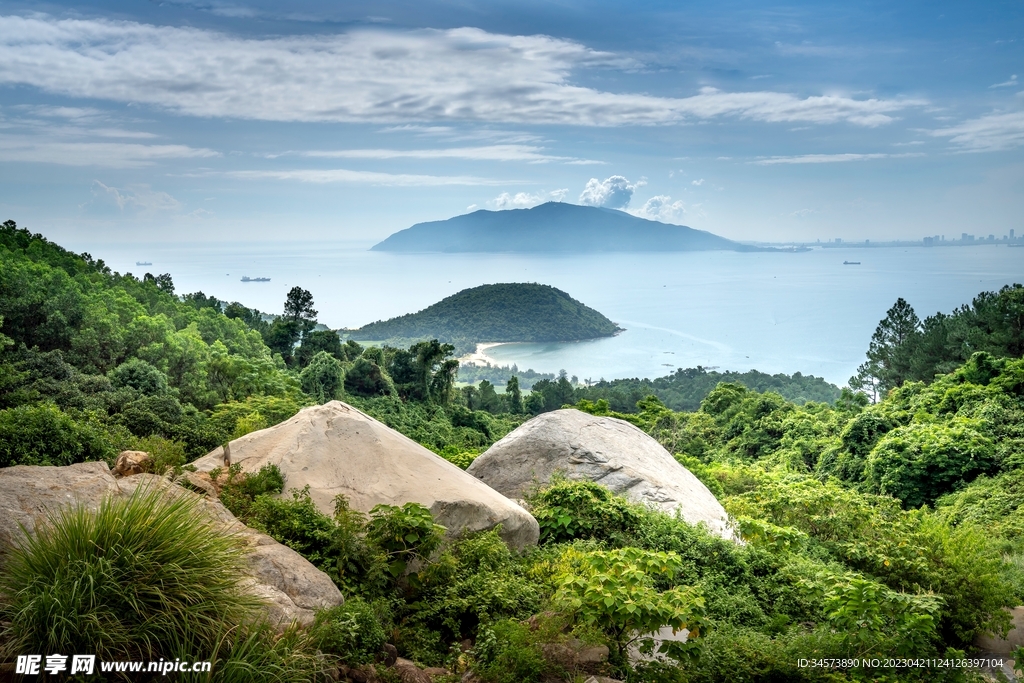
[{"xmin": 82, "ymin": 241, "xmax": 1024, "ymax": 388}]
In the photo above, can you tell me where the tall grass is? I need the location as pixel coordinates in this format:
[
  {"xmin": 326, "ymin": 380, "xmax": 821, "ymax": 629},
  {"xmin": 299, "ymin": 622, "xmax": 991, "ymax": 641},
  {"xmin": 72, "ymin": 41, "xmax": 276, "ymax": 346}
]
[{"xmin": 0, "ymin": 485, "xmax": 260, "ymax": 664}]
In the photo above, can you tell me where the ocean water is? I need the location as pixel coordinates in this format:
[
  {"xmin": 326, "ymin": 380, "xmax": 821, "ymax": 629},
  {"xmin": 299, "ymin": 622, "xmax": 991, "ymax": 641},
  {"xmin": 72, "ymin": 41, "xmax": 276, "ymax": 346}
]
[{"xmin": 80, "ymin": 241, "xmax": 1024, "ymax": 387}]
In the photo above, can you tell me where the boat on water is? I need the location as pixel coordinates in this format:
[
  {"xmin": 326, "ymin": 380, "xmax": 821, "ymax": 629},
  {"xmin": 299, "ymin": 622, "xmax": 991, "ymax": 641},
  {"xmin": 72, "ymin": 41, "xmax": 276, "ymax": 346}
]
[
  {"xmin": 241, "ymin": 276, "xmax": 271, "ymax": 282},
  {"xmin": 843, "ymin": 261, "xmax": 861, "ymax": 265},
  {"xmin": 136, "ymin": 261, "xmax": 152, "ymax": 266}
]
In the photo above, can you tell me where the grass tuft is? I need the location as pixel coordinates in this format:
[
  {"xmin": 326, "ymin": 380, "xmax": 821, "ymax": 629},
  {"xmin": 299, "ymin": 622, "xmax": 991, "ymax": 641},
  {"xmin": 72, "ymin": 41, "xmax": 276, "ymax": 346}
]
[{"xmin": 0, "ymin": 484, "xmax": 261, "ymax": 664}]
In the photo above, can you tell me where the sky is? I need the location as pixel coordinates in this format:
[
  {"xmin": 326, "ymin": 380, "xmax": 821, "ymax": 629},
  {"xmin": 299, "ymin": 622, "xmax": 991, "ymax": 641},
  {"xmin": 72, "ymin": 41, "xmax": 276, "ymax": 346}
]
[{"xmin": 0, "ymin": 0, "xmax": 1022, "ymax": 246}]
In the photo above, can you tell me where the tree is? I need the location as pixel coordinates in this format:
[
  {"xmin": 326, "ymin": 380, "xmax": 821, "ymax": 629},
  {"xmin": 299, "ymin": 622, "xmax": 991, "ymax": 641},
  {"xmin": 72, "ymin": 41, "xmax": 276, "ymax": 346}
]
[
  {"xmin": 264, "ymin": 318, "xmax": 300, "ymax": 364},
  {"xmin": 224, "ymin": 302, "xmax": 269, "ymax": 336},
  {"xmin": 851, "ymin": 298, "xmax": 921, "ymax": 398},
  {"xmin": 182, "ymin": 291, "xmax": 222, "ymax": 311},
  {"xmin": 300, "ymin": 351, "xmax": 345, "ymax": 404},
  {"xmin": 296, "ymin": 330, "xmax": 344, "ymax": 368},
  {"xmin": 476, "ymin": 380, "xmax": 501, "ymax": 413},
  {"xmin": 506, "ymin": 375, "xmax": 523, "ymax": 414},
  {"xmin": 344, "ymin": 356, "xmax": 395, "ymax": 397},
  {"xmin": 143, "ymin": 272, "xmax": 175, "ymax": 295},
  {"xmin": 284, "ymin": 287, "xmax": 318, "ymax": 339}
]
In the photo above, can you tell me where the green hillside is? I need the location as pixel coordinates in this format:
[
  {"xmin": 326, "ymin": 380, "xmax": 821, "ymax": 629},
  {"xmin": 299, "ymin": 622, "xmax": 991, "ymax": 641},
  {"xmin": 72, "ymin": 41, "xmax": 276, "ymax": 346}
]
[{"xmin": 347, "ymin": 283, "xmax": 621, "ymax": 345}]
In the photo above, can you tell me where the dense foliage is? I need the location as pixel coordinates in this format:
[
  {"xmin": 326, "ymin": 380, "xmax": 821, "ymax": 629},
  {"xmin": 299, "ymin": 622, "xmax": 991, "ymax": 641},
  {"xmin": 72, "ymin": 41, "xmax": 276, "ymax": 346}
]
[
  {"xmin": 569, "ymin": 366, "xmax": 841, "ymax": 412},
  {"xmin": 2, "ymin": 224, "xmax": 1023, "ymax": 682},
  {"xmin": 851, "ymin": 285, "xmax": 1024, "ymax": 396},
  {"xmin": 348, "ymin": 283, "xmax": 621, "ymax": 348}
]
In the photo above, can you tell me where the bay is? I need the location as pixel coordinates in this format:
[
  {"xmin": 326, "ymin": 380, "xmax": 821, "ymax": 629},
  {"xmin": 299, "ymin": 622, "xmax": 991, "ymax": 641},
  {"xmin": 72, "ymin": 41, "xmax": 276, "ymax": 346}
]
[{"xmin": 77, "ymin": 240, "xmax": 1024, "ymax": 387}]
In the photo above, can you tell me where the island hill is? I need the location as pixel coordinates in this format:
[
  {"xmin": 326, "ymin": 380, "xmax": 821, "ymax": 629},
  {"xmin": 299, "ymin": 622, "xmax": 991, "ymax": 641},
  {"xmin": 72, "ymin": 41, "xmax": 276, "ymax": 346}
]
[
  {"xmin": 371, "ymin": 201, "xmax": 763, "ymax": 253},
  {"xmin": 344, "ymin": 283, "xmax": 621, "ymax": 350}
]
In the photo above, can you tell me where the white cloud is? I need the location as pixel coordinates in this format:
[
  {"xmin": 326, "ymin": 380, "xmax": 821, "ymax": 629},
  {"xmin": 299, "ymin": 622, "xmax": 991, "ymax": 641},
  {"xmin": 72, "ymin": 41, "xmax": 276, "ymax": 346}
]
[
  {"xmin": 628, "ymin": 195, "xmax": 687, "ymax": 223},
  {"xmin": 751, "ymin": 152, "xmax": 924, "ymax": 165},
  {"xmin": 300, "ymin": 144, "xmax": 597, "ymax": 163},
  {"xmin": 222, "ymin": 169, "xmax": 508, "ymax": 186},
  {"xmin": 89, "ymin": 180, "xmax": 181, "ymax": 212},
  {"xmin": 788, "ymin": 208, "xmax": 817, "ymax": 217},
  {"xmin": 0, "ymin": 15, "xmax": 925, "ymax": 127},
  {"xmin": 929, "ymin": 110, "xmax": 1024, "ymax": 152},
  {"xmin": 990, "ymin": 75, "xmax": 1018, "ymax": 88},
  {"xmin": 579, "ymin": 175, "xmax": 646, "ymax": 208},
  {"xmin": 692, "ymin": 178, "xmax": 704, "ymax": 186},
  {"xmin": 0, "ymin": 136, "xmax": 218, "ymax": 167},
  {"xmin": 489, "ymin": 188, "xmax": 568, "ymax": 209}
]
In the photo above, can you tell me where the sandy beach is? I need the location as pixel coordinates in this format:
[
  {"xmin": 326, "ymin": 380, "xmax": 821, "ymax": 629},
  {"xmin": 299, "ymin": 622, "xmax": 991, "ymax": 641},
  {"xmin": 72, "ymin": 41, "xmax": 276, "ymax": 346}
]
[{"xmin": 458, "ymin": 342, "xmax": 507, "ymax": 367}]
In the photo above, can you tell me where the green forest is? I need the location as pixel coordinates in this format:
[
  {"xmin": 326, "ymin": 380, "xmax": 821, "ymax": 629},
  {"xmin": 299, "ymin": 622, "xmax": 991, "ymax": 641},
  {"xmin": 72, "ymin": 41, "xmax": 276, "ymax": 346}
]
[
  {"xmin": 3, "ymin": 219, "xmax": 1024, "ymax": 682},
  {"xmin": 347, "ymin": 282, "xmax": 622, "ymax": 354}
]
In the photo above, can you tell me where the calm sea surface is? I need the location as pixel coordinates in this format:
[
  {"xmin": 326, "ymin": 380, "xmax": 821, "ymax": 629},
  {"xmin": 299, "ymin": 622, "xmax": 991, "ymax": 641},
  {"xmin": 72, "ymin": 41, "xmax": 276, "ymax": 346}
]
[{"xmin": 79, "ymin": 241, "xmax": 1024, "ymax": 387}]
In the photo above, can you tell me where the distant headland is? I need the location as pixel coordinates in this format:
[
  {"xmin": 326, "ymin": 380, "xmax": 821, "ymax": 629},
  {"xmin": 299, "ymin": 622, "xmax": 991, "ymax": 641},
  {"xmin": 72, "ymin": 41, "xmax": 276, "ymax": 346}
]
[
  {"xmin": 345, "ymin": 283, "xmax": 621, "ymax": 351},
  {"xmin": 370, "ymin": 202, "xmax": 775, "ymax": 254}
]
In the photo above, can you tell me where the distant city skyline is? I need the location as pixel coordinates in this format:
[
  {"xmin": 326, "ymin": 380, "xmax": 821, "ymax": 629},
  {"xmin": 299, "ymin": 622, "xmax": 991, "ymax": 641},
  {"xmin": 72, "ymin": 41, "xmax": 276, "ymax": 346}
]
[{"xmin": 0, "ymin": 0, "xmax": 1021, "ymax": 247}]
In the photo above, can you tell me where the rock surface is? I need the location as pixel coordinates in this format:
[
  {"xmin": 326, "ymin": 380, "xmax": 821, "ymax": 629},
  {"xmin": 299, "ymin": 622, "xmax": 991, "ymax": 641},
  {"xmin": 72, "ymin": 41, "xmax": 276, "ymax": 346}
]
[
  {"xmin": 191, "ymin": 401, "xmax": 539, "ymax": 548},
  {"xmin": 466, "ymin": 409, "xmax": 732, "ymax": 540},
  {"xmin": 112, "ymin": 450, "xmax": 152, "ymax": 477},
  {"xmin": 976, "ymin": 606, "xmax": 1024, "ymax": 654},
  {"xmin": 0, "ymin": 461, "xmax": 343, "ymax": 628}
]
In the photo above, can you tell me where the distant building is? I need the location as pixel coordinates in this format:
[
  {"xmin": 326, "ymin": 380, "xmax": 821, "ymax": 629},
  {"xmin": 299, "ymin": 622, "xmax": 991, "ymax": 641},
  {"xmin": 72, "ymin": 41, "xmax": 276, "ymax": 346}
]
[
  {"xmin": 835, "ymin": 238, "xmax": 842, "ymax": 244},
  {"xmin": 924, "ymin": 237, "xmax": 934, "ymax": 246}
]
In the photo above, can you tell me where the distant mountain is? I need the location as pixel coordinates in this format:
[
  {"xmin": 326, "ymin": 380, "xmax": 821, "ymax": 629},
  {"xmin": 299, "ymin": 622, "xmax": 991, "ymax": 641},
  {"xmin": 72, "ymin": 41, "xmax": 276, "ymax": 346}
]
[
  {"xmin": 347, "ymin": 283, "xmax": 621, "ymax": 344},
  {"xmin": 371, "ymin": 202, "xmax": 757, "ymax": 253}
]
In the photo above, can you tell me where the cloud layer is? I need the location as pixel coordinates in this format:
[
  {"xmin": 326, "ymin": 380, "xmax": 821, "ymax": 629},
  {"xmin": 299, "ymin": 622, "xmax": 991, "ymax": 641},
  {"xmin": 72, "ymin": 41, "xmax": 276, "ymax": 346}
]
[
  {"xmin": 929, "ymin": 111, "xmax": 1024, "ymax": 152},
  {"xmin": 0, "ymin": 136, "xmax": 218, "ymax": 167},
  {"xmin": 0, "ymin": 15, "xmax": 924, "ymax": 127},
  {"xmin": 751, "ymin": 152, "xmax": 924, "ymax": 165}
]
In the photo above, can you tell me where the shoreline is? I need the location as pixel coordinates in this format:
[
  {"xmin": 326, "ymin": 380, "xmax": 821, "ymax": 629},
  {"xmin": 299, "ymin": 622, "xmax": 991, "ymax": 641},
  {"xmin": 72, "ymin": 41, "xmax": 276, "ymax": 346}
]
[{"xmin": 458, "ymin": 342, "xmax": 507, "ymax": 367}]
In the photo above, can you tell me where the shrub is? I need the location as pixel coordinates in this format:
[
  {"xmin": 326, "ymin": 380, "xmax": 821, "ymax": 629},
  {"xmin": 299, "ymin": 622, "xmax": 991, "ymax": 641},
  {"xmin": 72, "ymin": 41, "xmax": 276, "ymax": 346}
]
[
  {"xmin": 108, "ymin": 357, "xmax": 168, "ymax": 395},
  {"xmin": 471, "ymin": 619, "xmax": 550, "ymax": 683},
  {"xmin": 864, "ymin": 420, "xmax": 996, "ymax": 508},
  {"xmin": 0, "ymin": 403, "xmax": 118, "ymax": 467},
  {"xmin": 233, "ymin": 410, "xmax": 269, "ymax": 438},
  {"xmin": 311, "ymin": 597, "xmax": 391, "ymax": 665},
  {"xmin": 529, "ymin": 479, "xmax": 646, "ymax": 546},
  {"xmin": 299, "ymin": 351, "xmax": 345, "ymax": 403},
  {"xmin": 366, "ymin": 502, "xmax": 446, "ymax": 580},
  {"xmin": 244, "ymin": 485, "xmax": 337, "ymax": 572},
  {"xmin": 219, "ymin": 463, "xmax": 286, "ymax": 521},
  {"xmin": 207, "ymin": 395, "xmax": 308, "ymax": 441},
  {"xmin": 553, "ymin": 547, "xmax": 706, "ymax": 663},
  {"xmin": 0, "ymin": 485, "xmax": 259, "ymax": 663},
  {"xmin": 413, "ymin": 530, "xmax": 541, "ymax": 645},
  {"xmin": 128, "ymin": 433, "xmax": 187, "ymax": 475}
]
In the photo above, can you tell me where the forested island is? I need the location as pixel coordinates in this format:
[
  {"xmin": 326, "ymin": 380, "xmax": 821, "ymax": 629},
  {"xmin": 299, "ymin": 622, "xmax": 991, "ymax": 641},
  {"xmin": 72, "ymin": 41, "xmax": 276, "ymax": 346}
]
[
  {"xmin": 4, "ymin": 218, "xmax": 1024, "ymax": 682},
  {"xmin": 371, "ymin": 202, "xmax": 764, "ymax": 253},
  {"xmin": 346, "ymin": 282, "xmax": 621, "ymax": 354}
]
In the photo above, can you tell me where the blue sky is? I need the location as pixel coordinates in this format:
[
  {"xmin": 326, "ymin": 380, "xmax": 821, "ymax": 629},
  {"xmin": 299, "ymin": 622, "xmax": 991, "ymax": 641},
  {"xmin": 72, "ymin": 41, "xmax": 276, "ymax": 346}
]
[{"xmin": 0, "ymin": 0, "xmax": 1021, "ymax": 245}]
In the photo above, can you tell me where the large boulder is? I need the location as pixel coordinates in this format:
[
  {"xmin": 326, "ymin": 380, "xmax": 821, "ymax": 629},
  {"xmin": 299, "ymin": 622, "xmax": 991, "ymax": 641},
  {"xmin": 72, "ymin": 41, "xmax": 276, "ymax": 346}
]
[
  {"xmin": 466, "ymin": 409, "xmax": 732, "ymax": 540},
  {"xmin": 0, "ymin": 461, "xmax": 344, "ymax": 628},
  {"xmin": 191, "ymin": 401, "xmax": 539, "ymax": 549}
]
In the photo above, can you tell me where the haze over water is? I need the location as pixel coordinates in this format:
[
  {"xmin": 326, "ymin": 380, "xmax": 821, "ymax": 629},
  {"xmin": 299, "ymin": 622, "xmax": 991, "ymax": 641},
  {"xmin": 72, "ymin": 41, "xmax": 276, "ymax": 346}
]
[{"xmin": 84, "ymin": 240, "xmax": 1024, "ymax": 387}]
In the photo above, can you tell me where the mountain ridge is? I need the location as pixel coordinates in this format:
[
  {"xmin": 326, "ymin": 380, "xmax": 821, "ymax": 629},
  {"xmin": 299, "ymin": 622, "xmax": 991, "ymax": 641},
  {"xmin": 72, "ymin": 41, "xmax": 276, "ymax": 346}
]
[{"xmin": 370, "ymin": 202, "xmax": 762, "ymax": 253}]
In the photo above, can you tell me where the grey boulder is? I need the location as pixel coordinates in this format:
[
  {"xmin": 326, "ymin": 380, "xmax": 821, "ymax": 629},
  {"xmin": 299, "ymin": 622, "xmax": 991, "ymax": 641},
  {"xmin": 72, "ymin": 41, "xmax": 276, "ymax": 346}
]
[
  {"xmin": 466, "ymin": 409, "xmax": 733, "ymax": 540},
  {"xmin": 0, "ymin": 461, "xmax": 343, "ymax": 628},
  {"xmin": 191, "ymin": 401, "xmax": 539, "ymax": 549}
]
